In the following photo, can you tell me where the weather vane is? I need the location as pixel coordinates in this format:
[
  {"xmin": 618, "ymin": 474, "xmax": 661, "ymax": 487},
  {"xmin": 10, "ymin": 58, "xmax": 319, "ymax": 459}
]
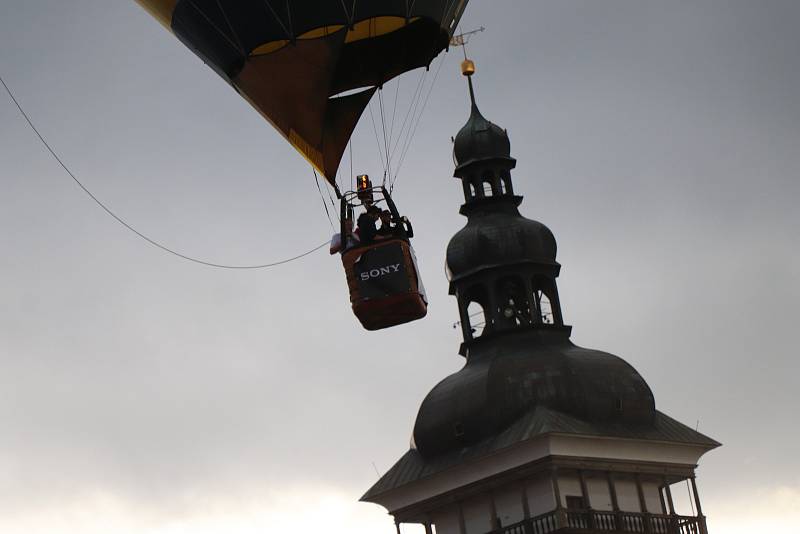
[{"xmin": 450, "ymin": 26, "xmax": 485, "ymax": 48}]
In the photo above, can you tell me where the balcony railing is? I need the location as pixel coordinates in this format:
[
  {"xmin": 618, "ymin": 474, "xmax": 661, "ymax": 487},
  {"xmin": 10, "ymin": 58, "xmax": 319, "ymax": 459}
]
[{"xmin": 495, "ymin": 509, "xmax": 707, "ymax": 534}]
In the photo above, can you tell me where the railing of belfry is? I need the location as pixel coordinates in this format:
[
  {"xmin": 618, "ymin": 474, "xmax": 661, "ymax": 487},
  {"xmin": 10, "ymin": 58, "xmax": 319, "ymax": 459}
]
[{"xmin": 492, "ymin": 509, "xmax": 705, "ymax": 534}]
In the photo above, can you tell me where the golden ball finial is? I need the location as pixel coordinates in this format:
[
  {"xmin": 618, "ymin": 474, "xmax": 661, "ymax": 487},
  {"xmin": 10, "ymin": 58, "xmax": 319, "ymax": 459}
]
[{"xmin": 461, "ymin": 59, "xmax": 476, "ymax": 77}]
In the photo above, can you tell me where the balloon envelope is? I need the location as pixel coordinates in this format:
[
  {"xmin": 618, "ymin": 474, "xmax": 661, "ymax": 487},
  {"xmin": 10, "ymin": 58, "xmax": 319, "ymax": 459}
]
[{"xmin": 136, "ymin": 0, "xmax": 469, "ymax": 183}]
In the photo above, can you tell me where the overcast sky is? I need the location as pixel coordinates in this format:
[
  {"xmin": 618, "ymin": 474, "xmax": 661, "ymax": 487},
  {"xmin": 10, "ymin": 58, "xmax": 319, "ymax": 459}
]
[{"xmin": 1, "ymin": 1, "xmax": 798, "ymax": 533}]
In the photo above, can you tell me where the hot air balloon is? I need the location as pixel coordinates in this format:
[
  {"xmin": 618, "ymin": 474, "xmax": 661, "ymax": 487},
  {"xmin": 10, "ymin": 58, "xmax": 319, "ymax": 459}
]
[{"xmin": 134, "ymin": 0, "xmax": 468, "ymax": 329}]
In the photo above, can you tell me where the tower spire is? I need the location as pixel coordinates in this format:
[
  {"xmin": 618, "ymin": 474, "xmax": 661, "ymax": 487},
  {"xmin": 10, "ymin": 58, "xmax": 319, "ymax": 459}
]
[
  {"xmin": 467, "ymin": 76, "xmax": 478, "ymax": 110},
  {"xmin": 451, "ymin": 58, "xmax": 515, "ymax": 206},
  {"xmin": 447, "ymin": 62, "xmax": 562, "ymax": 354}
]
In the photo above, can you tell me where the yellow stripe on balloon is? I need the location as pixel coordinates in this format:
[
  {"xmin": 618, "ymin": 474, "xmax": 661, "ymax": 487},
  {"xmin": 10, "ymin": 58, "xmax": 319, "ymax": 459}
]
[{"xmin": 249, "ymin": 16, "xmax": 419, "ymax": 58}]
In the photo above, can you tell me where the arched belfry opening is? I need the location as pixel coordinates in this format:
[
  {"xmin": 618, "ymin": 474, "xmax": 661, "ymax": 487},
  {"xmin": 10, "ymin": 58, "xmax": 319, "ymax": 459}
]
[
  {"xmin": 531, "ymin": 276, "xmax": 563, "ymax": 326},
  {"xmin": 495, "ymin": 275, "xmax": 531, "ymax": 328},
  {"xmin": 465, "ymin": 300, "xmax": 487, "ymax": 339},
  {"xmin": 457, "ymin": 283, "xmax": 491, "ymax": 341},
  {"xmin": 362, "ymin": 59, "xmax": 718, "ymax": 534}
]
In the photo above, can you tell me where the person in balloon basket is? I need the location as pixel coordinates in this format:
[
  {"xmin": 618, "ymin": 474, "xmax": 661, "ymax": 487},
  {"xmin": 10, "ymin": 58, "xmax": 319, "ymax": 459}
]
[
  {"xmin": 377, "ymin": 209, "xmax": 395, "ymax": 238},
  {"xmin": 356, "ymin": 205, "xmax": 384, "ymax": 245},
  {"xmin": 378, "ymin": 209, "xmax": 415, "ymax": 240},
  {"xmin": 329, "ymin": 217, "xmax": 359, "ymax": 255},
  {"xmin": 331, "ymin": 206, "xmax": 405, "ymax": 254}
]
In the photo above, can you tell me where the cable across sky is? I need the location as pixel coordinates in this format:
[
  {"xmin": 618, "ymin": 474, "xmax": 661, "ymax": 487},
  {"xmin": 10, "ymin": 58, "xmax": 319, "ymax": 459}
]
[{"xmin": 0, "ymin": 73, "xmax": 328, "ymax": 270}]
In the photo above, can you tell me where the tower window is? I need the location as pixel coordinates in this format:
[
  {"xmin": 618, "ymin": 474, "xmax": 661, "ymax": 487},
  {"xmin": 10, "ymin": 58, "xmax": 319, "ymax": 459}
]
[
  {"xmin": 496, "ymin": 276, "xmax": 532, "ymax": 327},
  {"xmin": 533, "ymin": 289, "xmax": 554, "ymax": 324},
  {"xmin": 502, "ymin": 175, "xmax": 513, "ymax": 195},
  {"xmin": 464, "ymin": 180, "xmax": 475, "ymax": 202},
  {"xmin": 467, "ymin": 301, "xmax": 487, "ymax": 337},
  {"xmin": 483, "ymin": 181, "xmax": 493, "ymax": 197}
]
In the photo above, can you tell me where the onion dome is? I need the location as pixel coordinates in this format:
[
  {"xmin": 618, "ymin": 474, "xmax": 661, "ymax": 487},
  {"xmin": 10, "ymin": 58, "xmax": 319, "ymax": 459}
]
[
  {"xmin": 453, "ymin": 104, "xmax": 513, "ymax": 171},
  {"xmin": 446, "ymin": 206, "xmax": 558, "ymax": 282},
  {"xmin": 452, "ymin": 60, "xmax": 515, "ymax": 172},
  {"xmin": 412, "ymin": 330, "xmax": 657, "ymax": 458}
]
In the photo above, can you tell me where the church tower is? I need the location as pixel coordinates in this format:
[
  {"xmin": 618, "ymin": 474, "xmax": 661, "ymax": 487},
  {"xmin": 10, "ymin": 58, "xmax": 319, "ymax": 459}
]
[{"xmin": 362, "ymin": 62, "xmax": 719, "ymax": 534}]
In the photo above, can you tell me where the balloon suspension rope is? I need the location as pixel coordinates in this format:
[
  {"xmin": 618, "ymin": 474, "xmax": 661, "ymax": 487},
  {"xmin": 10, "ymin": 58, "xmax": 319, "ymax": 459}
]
[{"xmin": 0, "ymin": 73, "xmax": 328, "ymax": 270}]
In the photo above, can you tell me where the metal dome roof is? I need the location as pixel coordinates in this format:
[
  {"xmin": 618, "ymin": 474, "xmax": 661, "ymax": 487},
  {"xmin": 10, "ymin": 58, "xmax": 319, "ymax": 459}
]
[
  {"xmin": 446, "ymin": 202, "xmax": 558, "ymax": 282},
  {"xmin": 412, "ymin": 328, "xmax": 657, "ymax": 458},
  {"xmin": 453, "ymin": 103, "xmax": 513, "ymax": 171}
]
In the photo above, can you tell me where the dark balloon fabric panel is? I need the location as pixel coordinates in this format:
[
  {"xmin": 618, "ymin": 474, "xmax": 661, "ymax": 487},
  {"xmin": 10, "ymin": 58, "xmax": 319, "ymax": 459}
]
[{"xmin": 137, "ymin": 0, "xmax": 469, "ymax": 182}]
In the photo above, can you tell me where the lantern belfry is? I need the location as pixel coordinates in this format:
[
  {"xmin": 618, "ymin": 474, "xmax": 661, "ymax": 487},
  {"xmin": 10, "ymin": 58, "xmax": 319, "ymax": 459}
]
[{"xmin": 361, "ymin": 61, "xmax": 719, "ymax": 534}]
